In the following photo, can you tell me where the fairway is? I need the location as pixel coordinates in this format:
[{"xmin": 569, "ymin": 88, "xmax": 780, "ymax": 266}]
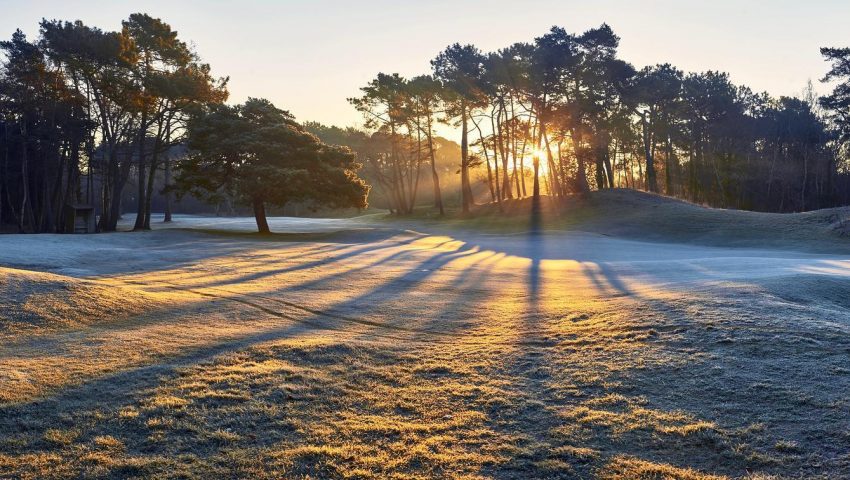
[
  {"xmin": 2, "ymin": 213, "xmax": 849, "ymax": 478},
  {"xmin": 4, "ymin": 3, "xmax": 850, "ymax": 478}
]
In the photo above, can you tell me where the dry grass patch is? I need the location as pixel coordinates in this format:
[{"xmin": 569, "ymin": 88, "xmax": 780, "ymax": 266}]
[
  {"xmin": 599, "ymin": 455, "xmax": 727, "ymax": 479},
  {"xmin": 0, "ymin": 267, "xmax": 156, "ymax": 338}
]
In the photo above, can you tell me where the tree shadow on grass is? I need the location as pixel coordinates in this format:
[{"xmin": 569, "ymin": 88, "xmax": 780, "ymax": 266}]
[{"xmin": 4, "ymin": 210, "xmax": 850, "ymax": 478}]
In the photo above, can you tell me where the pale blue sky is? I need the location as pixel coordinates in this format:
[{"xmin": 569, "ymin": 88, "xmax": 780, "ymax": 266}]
[{"xmin": 1, "ymin": 0, "xmax": 848, "ymax": 130}]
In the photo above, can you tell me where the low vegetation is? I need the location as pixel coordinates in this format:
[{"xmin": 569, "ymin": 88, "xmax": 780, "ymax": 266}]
[{"xmin": 1, "ymin": 193, "xmax": 849, "ymax": 477}]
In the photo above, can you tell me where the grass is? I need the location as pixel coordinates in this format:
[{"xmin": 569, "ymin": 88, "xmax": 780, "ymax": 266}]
[
  {"xmin": 0, "ymin": 340, "xmax": 746, "ymax": 479},
  {"xmin": 1, "ymin": 192, "xmax": 849, "ymax": 478},
  {"xmin": 379, "ymin": 189, "xmax": 850, "ymax": 252},
  {"xmin": 0, "ymin": 267, "xmax": 156, "ymax": 339},
  {"xmin": 2, "ymin": 273, "xmax": 846, "ymax": 477}
]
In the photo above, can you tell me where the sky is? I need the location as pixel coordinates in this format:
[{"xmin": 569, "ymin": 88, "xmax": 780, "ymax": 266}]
[{"xmin": 1, "ymin": 0, "xmax": 848, "ymax": 132}]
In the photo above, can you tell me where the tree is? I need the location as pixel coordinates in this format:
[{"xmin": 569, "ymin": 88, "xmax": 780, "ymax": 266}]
[
  {"xmin": 432, "ymin": 44, "xmax": 486, "ymax": 213},
  {"xmin": 39, "ymin": 19, "xmax": 139, "ymax": 232},
  {"xmin": 123, "ymin": 13, "xmax": 228, "ymax": 230},
  {"xmin": 408, "ymin": 75, "xmax": 445, "ymax": 215},
  {"xmin": 0, "ymin": 30, "xmax": 92, "ymax": 233},
  {"xmin": 573, "ymin": 25, "xmax": 633, "ymax": 192},
  {"xmin": 529, "ymin": 28, "xmax": 578, "ymax": 199},
  {"xmin": 177, "ymin": 98, "xmax": 368, "ymax": 233},
  {"xmin": 349, "ymin": 73, "xmax": 419, "ymax": 214},
  {"xmin": 625, "ymin": 64, "xmax": 684, "ymax": 194},
  {"xmin": 821, "ymin": 48, "xmax": 850, "ymax": 148}
]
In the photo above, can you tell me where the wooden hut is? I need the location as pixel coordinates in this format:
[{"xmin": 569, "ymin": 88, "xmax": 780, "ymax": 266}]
[{"xmin": 64, "ymin": 204, "xmax": 96, "ymax": 233}]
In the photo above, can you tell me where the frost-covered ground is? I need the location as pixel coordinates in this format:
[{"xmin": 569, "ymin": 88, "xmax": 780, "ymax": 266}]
[{"xmin": 1, "ymin": 210, "xmax": 850, "ymax": 478}]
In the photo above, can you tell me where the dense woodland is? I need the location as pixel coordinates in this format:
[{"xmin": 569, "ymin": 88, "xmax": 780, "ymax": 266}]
[
  {"xmin": 346, "ymin": 26, "xmax": 850, "ymax": 215},
  {"xmin": 0, "ymin": 15, "xmax": 227, "ymax": 233},
  {"xmin": 2, "ymin": 16, "xmax": 850, "ymax": 232}
]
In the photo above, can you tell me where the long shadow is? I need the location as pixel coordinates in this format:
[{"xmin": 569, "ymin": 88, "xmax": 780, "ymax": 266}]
[
  {"xmin": 481, "ymin": 214, "xmax": 838, "ymax": 477},
  {"xmin": 276, "ymin": 241, "xmax": 484, "ymax": 341},
  {"xmin": 0, "ymin": 243, "xmax": 494, "ymax": 475},
  {"xmin": 273, "ymin": 246, "xmax": 427, "ymax": 295},
  {"xmin": 0, "ymin": 227, "xmax": 414, "ymax": 281},
  {"xmin": 399, "ymin": 250, "xmax": 503, "ymax": 344},
  {"xmin": 439, "ymin": 196, "xmax": 578, "ymax": 477},
  {"xmin": 182, "ymin": 233, "xmax": 423, "ymax": 289},
  {"xmin": 7, "ymin": 212, "xmax": 843, "ymax": 477},
  {"xmin": 214, "ymin": 237, "xmax": 460, "ymax": 296},
  {"xmin": 409, "ymin": 196, "xmax": 739, "ymax": 476},
  {"xmin": 0, "ymin": 246, "xmax": 476, "ymax": 413},
  {"xmin": 0, "ymin": 318, "xmax": 311, "ymax": 417},
  {"xmin": 0, "ymin": 238, "xmax": 479, "ymax": 399},
  {"xmin": 105, "ymin": 241, "xmax": 355, "ymax": 288},
  {"xmin": 529, "ymin": 194, "xmax": 543, "ymax": 311}
]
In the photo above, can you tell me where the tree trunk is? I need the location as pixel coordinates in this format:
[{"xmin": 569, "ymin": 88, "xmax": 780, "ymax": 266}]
[
  {"xmin": 595, "ymin": 151, "xmax": 605, "ymax": 190},
  {"xmin": 642, "ymin": 112, "xmax": 658, "ymax": 193},
  {"xmin": 532, "ymin": 153, "xmax": 540, "ymax": 199},
  {"xmin": 142, "ymin": 147, "xmax": 159, "ymax": 229},
  {"xmin": 801, "ymin": 147, "xmax": 808, "ymax": 211},
  {"xmin": 571, "ymin": 128, "xmax": 589, "ymax": 195},
  {"xmin": 20, "ymin": 125, "xmax": 34, "ymax": 233},
  {"xmin": 541, "ymin": 127, "xmax": 563, "ymax": 197},
  {"xmin": 532, "ymin": 114, "xmax": 541, "ymax": 200},
  {"xmin": 593, "ymin": 130, "xmax": 605, "ymax": 190},
  {"xmin": 133, "ymin": 111, "xmax": 148, "ymax": 231},
  {"xmin": 164, "ymin": 155, "xmax": 173, "ymax": 222},
  {"xmin": 252, "ymin": 197, "xmax": 270, "ymax": 234},
  {"xmin": 475, "ymin": 116, "xmax": 498, "ymax": 205},
  {"xmin": 518, "ymin": 133, "xmax": 528, "ymax": 197},
  {"xmin": 408, "ymin": 128, "xmax": 424, "ymax": 214},
  {"xmin": 664, "ymin": 134, "xmax": 674, "ymax": 195},
  {"xmin": 460, "ymin": 103, "xmax": 472, "ymax": 213},
  {"xmin": 145, "ymin": 120, "xmax": 171, "ymax": 229},
  {"xmin": 426, "ymin": 119, "xmax": 444, "ymax": 215},
  {"xmin": 496, "ymin": 102, "xmax": 511, "ymax": 200},
  {"xmin": 602, "ymin": 139, "xmax": 615, "ymax": 189},
  {"xmin": 99, "ymin": 148, "xmax": 120, "ymax": 232}
]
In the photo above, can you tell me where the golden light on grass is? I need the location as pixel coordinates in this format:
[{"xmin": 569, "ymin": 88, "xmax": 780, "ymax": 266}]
[{"xmin": 0, "ymin": 226, "xmax": 840, "ymax": 478}]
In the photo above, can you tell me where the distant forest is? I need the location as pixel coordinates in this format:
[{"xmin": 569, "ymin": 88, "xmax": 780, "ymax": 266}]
[
  {"xmin": 2, "ymin": 16, "xmax": 850, "ymax": 232},
  {"xmin": 341, "ymin": 26, "xmax": 850, "ymax": 215}
]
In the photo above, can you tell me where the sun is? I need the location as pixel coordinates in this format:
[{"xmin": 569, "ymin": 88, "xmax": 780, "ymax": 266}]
[
  {"xmin": 530, "ymin": 149, "xmax": 549, "ymax": 175},
  {"xmin": 532, "ymin": 148, "xmax": 546, "ymax": 161}
]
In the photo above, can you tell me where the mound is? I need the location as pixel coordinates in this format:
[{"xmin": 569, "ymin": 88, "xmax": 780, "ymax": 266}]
[
  {"xmin": 0, "ymin": 268, "xmax": 153, "ymax": 339},
  {"xmin": 581, "ymin": 189, "xmax": 850, "ymax": 251},
  {"xmin": 460, "ymin": 189, "xmax": 850, "ymax": 252}
]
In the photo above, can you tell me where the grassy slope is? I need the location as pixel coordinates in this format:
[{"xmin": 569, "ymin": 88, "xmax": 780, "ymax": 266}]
[
  {"xmin": 0, "ymin": 268, "xmax": 155, "ymax": 340},
  {"xmin": 389, "ymin": 189, "xmax": 850, "ymax": 253}
]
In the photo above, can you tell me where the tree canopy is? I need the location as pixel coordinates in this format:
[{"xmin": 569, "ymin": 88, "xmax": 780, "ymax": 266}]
[
  {"xmin": 177, "ymin": 98, "xmax": 369, "ymax": 233},
  {"xmin": 345, "ymin": 25, "xmax": 850, "ymax": 214}
]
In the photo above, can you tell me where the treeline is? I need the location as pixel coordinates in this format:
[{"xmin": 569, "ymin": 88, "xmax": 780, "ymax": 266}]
[
  {"xmin": 303, "ymin": 121, "xmax": 464, "ymax": 214},
  {"xmin": 347, "ymin": 25, "xmax": 850, "ymax": 214},
  {"xmin": 0, "ymin": 14, "xmax": 227, "ymax": 233},
  {"xmin": 3, "ymin": 17, "xmax": 850, "ymax": 233},
  {"xmin": 0, "ymin": 13, "xmax": 368, "ymax": 234}
]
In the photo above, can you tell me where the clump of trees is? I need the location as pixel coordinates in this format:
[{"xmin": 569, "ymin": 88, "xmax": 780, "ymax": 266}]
[
  {"xmin": 303, "ymin": 120, "xmax": 462, "ymax": 216},
  {"xmin": 348, "ymin": 24, "xmax": 850, "ymax": 214},
  {"xmin": 176, "ymin": 98, "xmax": 369, "ymax": 233},
  {"xmin": 0, "ymin": 14, "xmax": 227, "ymax": 232},
  {"xmin": 0, "ymin": 14, "xmax": 368, "ymax": 233}
]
